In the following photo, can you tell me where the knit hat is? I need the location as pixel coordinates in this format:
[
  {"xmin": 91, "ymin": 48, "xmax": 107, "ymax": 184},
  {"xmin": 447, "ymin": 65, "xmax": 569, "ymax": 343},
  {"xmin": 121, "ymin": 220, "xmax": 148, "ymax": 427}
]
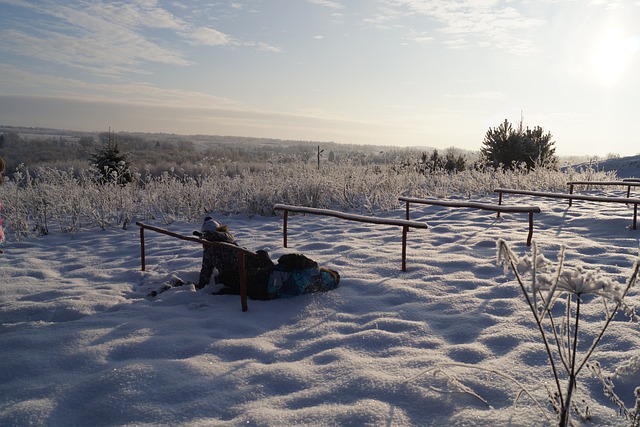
[{"xmin": 201, "ymin": 216, "xmax": 221, "ymax": 233}]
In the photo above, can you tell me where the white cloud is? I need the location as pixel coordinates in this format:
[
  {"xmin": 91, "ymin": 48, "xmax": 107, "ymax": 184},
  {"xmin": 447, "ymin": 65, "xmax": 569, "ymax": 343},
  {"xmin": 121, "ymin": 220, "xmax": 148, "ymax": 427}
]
[
  {"xmin": 376, "ymin": 0, "xmax": 544, "ymax": 53},
  {"xmin": 404, "ymin": 30, "xmax": 435, "ymax": 44},
  {"xmin": 0, "ymin": 0, "xmax": 234, "ymax": 75},
  {"xmin": 308, "ymin": 0, "xmax": 344, "ymax": 9},
  {"xmin": 182, "ymin": 27, "xmax": 231, "ymax": 46}
]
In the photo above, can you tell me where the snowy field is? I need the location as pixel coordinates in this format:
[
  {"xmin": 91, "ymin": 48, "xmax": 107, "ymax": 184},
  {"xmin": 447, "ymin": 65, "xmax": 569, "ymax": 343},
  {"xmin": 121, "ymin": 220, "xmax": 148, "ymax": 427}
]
[{"xmin": 1, "ymin": 188, "xmax": 640, "ymax": 426}]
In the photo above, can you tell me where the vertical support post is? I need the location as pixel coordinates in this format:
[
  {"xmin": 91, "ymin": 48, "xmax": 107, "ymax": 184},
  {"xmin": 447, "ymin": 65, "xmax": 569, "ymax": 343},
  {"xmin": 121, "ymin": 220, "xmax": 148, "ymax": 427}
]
[
  {"xmin": 527, "ymin": 211, "xmax": 534, "ymax": 246},
  {"xmin": 238, "ymin": 252, "xmax": 248, "ymax": 312},
  {"xmin": 634, "ymin": 204, "xmax": 638, "ymax": 231},
  {"xmin": 627, "ymin": 185, "xmax": 632, "ymax": 199},
  {"xmin": 140, "ymin": 225, "xmax": 146, "ymax": 271},
  {"xmin": 405, "ymin": 200, "xmax": 410, "ymax": 221},
  {"xmin": 497, "ymin": 192, "xmax": 503, "ymax": 218},
  {"xmin": 569, "ymin": 184, "xmax": 574, "ymax": 207},
  {"xmin": 401, "ymin": 225, "xmax": 408, "ymax": 272},
  {"xmin": 283, "ymin": 210, "xmax": 289, "ymax": 248}
]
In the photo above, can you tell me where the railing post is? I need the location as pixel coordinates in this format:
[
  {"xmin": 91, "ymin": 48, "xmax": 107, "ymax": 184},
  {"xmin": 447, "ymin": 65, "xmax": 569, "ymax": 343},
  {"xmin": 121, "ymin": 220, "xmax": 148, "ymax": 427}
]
[
  {"xmin": 497, "ymin": 192, "xmax": 502, "ymax": 218},
  {"xmin": 527, "ymin": 211, "xmax": 534, "ymax": 246},
  {"xmin": 401, "ymin": 225, "xmax": 408, "ymax": 272},
  {"xmin": 569, "ymin": 184, "xmax": 573, "ymax": 206},
  {"xmin": 238, "ymin": 252, "xmax": 248, "ymax": 312},
  {"xmin": 283, "ymin": 210, "xmax": 289, "ymax": 248},
  {"xmin": 405, "ymin": 200, "xmax": 410, "ymax": 221},
  {"xmin": 569, "ymin": 184, "xmax": 574, "ymax": 207},
  {"xmin": 140, "ymin": 225, "xmax": 146, "ymax": 271}
]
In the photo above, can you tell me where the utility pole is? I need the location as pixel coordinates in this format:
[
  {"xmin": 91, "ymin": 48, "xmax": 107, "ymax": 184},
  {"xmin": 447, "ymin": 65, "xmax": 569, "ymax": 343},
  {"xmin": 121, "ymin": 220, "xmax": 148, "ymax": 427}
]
[{"xmin": 317, "ymin": 145, "xmax": 324, "ymax": 170}]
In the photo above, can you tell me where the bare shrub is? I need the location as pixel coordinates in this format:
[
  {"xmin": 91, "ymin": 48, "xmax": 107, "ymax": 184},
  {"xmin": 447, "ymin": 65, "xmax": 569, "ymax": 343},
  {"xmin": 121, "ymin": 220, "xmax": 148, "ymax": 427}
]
[{"xmin": 0, "ymin": 155, "xmax": 621, "ymax": 239}]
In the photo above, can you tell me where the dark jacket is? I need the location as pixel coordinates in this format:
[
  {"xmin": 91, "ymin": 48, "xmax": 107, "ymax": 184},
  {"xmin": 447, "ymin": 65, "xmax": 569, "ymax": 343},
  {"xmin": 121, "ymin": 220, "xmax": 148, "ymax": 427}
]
[{"xmin": 198, "ymin": 229, "xmax": 239, "ymax": 288}]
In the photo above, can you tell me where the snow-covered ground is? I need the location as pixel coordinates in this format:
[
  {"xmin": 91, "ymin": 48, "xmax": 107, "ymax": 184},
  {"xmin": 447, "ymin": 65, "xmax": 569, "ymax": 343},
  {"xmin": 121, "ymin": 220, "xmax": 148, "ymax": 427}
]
[{"xmin": 1, "ymin": 187, "xmax": 639, "ymax": 426}]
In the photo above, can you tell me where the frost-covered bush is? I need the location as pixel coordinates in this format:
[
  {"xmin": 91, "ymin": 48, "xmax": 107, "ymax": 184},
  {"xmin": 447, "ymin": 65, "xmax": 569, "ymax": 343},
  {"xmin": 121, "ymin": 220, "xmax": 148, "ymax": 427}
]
[{"xmin": 0, "ymin": 156, "xmax": 619, "ymax": 240}]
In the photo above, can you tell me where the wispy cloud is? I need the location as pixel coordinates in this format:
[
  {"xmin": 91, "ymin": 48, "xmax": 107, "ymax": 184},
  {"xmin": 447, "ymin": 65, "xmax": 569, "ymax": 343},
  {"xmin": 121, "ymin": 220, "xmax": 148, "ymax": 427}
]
[
  {"xmin": 403, "ymin": 29, "xmax": 435, "ymax": 45},
  {"xmin": 182, "ymin": 27, "xmax": 230, "ymax": 46},
  {"xmin": 0, "ymin": 63, "xmax": 241, "ymax": 109},
  {"xmin": 589, "ymin": 0, "xmax": 625, "ymax": 9},
  {"xmin": 0, "ymin": 0, "xmax": 236, "ymax": 76},
  {"xmin": 375, "ymin": 0, "xmax": 544, "ymax": 53},
  {"xmin": 308, "ymin": 0, "xmax": 345, "ymax": 9}
]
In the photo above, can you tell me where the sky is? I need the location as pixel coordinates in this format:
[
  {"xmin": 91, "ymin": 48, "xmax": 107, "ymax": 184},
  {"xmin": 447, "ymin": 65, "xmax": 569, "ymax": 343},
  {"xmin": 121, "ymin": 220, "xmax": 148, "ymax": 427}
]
[{"xmin": 0, "ymin": 0, "xmax": 639, "ymax": 156}]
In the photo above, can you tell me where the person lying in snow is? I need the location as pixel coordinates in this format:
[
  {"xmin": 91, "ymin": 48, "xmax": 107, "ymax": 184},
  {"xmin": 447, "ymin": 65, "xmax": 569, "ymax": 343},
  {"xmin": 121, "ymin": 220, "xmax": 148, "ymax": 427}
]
[
  {"xmin": 267, "ymin": 254, "xmax": 340, "ymax": 299},
  {"xmin": 197, "ymin": 216, "xmax": 242, "ymax": 289},
  {"xmin": 197, "ymin": 217, "xmax": 340, "ymax": 300}
]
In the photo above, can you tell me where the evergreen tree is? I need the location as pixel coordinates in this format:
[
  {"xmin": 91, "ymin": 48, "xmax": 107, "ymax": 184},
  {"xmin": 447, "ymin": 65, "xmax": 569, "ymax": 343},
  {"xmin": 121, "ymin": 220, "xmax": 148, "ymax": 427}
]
[
  {"xmin": 480, "ymin": 118, "xmax": 557, "ymax": 170},
  {"xmin": 90, "ymin": 131, "xmax": 133, "ymax": 185}
]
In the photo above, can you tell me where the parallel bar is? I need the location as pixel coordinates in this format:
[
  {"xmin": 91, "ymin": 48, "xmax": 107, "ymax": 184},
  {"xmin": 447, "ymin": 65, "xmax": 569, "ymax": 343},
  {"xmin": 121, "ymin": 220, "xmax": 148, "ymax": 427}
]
[
  {"xmin": 495, "ymin": 188, "xmax": 640, "ymax": 204},
  {"xmin": 567, "ymin": 180, "xmax": 640, "ymax": 187},
  {"xmin": 273, "ymin": 204, "xmax": 427, "ymax": 272},
  {"xmin": 400, "ymin": 196, "xmax": 540, "ymax": 246},
  {"xmin": 494, "ymin": 189, "xmax": 640, "ymax": 230},
  {"xmin": 398, "ymin": 197, "xmax": 540, "ymax": 213},
  {"xmin": 274, "ymin": 204, "xmax": 428, "ymax": 229},
  {"xmin": 567, "ymin": 180, "xmax": 640, "ymax": 203}
]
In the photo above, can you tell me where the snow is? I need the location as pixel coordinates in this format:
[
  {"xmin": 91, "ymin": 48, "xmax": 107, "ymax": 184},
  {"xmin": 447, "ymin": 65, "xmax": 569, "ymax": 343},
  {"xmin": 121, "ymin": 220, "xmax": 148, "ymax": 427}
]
[{"xmin": 2, "ymin": 193, "xmax": 640, "ymax": 426}]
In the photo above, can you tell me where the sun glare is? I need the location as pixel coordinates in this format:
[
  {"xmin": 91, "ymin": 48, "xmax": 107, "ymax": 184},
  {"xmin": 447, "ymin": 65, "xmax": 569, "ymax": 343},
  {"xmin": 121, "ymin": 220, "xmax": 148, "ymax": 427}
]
[{"xmin": 591, "ymin": 30, "xmax": 638, "ymax": 86}]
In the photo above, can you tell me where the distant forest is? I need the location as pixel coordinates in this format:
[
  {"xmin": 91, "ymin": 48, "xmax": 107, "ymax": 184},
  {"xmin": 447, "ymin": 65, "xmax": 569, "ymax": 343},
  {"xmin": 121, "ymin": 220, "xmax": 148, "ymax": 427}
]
[{"xmin": 0, "ymin": 126, "xmax": 436, "ymax": 178}]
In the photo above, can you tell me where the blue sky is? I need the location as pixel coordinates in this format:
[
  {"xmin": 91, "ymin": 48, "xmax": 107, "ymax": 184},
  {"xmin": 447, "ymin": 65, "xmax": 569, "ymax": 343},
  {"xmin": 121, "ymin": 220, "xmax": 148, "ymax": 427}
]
[{"xmin": 0, "ymin": 0, "xmax": 639, "ymax": 156}]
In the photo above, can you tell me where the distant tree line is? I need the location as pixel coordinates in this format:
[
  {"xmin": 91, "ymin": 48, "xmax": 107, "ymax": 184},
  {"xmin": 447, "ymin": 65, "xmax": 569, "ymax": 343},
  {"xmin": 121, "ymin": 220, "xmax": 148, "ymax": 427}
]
[
  {"xmin": 0, "ymin": 117, "xmax": 560, "ymax": 185},
  {"xmin": 414, "ymin": 148, "xmax": 468, "ymax": 174},
  {"xmin": 0, "ymin": 128, "xmax": 429, "ymax": 181}
]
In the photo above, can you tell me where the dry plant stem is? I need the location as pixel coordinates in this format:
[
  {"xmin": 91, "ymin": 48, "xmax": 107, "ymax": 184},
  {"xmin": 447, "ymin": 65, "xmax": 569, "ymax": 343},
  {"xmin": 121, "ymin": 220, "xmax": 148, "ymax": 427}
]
[
  {"xmin": 503, "ymin": 250, "xmax": 565, "ymax": 409},
  {"xmin": 559, "ymin": 296, "xmax": 581, "ymax": 427},
  {"xmin": 536, "ymin": 248, "xmax": 570, "ymax": 375},
  {"xmin": 546, "ymin": 309, "xmax": 570, "ymax": 375}
]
